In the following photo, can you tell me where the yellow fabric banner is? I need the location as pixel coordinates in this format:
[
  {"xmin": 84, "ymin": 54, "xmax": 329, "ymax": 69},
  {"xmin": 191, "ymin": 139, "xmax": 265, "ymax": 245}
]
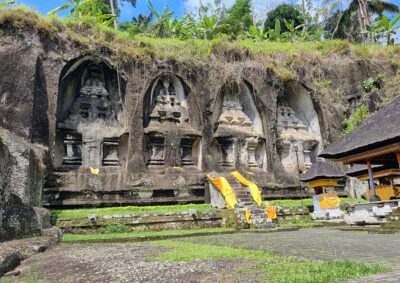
[
  {"xmin": 317, "ymin": 193, "xmax": 340, "ymax": 209},
  {"xmin": 207, "ymin": 175, "xmax": 238, "ymax": 209},
  {"xmin": 245, "ymin": 208, "xmax": 251, "ymax": 224},
  {"xmin": 265, "ymin": 206, "xmax": 277, "ymax": 220},
  {"xmin": 231, "ymin": 171, "xmax": 263, "ymax": 207}
]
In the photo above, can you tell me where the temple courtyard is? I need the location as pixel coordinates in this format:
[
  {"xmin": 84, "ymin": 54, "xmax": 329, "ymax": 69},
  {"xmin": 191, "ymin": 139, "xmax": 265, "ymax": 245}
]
[{"xmin": 3, "ymin": 228, "xmax": 400, "ymax": 283}]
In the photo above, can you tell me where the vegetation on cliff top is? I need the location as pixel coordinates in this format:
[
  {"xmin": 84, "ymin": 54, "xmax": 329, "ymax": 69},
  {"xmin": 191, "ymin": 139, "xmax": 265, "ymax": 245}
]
[{"xmin": 1, "ymin": 6, "xmax": 400, "ymax": 67}]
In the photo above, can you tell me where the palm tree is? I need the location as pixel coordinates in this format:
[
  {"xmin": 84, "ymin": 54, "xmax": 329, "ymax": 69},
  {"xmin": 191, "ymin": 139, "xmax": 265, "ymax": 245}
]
[{"xmin": 330, "ymin": 0, "xmax": 399, "ymax": 42}]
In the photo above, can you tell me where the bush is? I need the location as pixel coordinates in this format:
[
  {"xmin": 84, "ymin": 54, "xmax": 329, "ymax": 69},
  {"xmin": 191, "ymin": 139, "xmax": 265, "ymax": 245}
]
[{"xmin": 340, "ymin": 105, "xmax": 369, "ymax": 137}]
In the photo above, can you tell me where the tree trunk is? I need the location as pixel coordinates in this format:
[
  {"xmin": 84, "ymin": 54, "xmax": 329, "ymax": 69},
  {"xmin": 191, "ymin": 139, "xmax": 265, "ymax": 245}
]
[{"xmin": 109, "ymin": 0, "xmax": 118, "ymax": 29}]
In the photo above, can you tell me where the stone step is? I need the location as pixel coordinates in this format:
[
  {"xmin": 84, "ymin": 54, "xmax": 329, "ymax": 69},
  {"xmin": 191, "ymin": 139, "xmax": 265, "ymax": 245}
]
[{"xmin": 235, "ymin": 194, "xmax": 250, "ymax": 198}]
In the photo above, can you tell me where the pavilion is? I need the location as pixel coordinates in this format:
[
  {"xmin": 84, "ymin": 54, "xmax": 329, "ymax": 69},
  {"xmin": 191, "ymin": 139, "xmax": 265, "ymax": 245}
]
[{"xmin": 320, "ymin": 97, "xmax": 400, "ymax": 201}]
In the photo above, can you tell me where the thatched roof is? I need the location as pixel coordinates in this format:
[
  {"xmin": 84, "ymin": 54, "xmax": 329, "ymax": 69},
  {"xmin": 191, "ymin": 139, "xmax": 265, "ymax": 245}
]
[
  {"xmin": 320, "ymin": 97, "xmax": 400, "ymax": 160},
  {"xmin": 300, "ymin": 160, "xmax": 344, "ymax": 182}
]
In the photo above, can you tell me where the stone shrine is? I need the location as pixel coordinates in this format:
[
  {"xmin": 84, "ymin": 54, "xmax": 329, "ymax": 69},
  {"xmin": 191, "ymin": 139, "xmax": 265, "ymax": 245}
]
[{"xmin": 277, "ymin": 103, "xmax": 319, "ymax": 176}]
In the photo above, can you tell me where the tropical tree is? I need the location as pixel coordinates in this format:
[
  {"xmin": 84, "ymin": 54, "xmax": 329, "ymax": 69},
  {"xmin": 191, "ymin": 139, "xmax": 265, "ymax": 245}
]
[
  {"xmin": 264, "ymin": 4, "xmax": 303, "ymax": 33},
  {"xmin": 330, "ymin": 0, "xmax": 399, "ymax": 42},
  {"xmin": 219, "ymin": 0, "xmax": 252, "ymax": 37}
]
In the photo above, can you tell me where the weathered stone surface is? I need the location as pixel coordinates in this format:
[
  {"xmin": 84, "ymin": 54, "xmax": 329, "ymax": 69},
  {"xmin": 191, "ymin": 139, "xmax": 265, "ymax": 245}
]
[
  {"xmin": 0, "ymin": 24, "xmax": 396, "ymax": 210},
  {"xmin": 33, "ymin": 207, "xmax": 52, "ymax": 230},
  {"xmin": 0, "ymin": 249, "xmax": 21, "ymax": 276},
  {"xmin": 0, "ymin": 229, "xmax": 61, "ymax": 277},
  {"xmin": 54, "ymin": 210, "xmax": 225, "ymax": 231},
  {"xmin": 0, "ymin": 129, "xmax": 43, "ymax": 241}
]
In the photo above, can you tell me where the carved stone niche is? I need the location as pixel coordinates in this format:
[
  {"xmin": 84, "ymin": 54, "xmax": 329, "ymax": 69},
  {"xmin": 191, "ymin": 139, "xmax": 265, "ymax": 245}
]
[
  {"xmin": 143, "ymin": 73, "xmax": 201, "ymax": 170},
  {"xmin": 213, "ymin": 80, "xmax": 266, "ymax": 170},
  {"xmin": 62, "ymin": 131, "xmax": 82, "ymax": 166},
  {"xmin": 146, "ymin": 74, "xmax": 190, "ymax": 128},
  {"xmin": 103, "ymin": 137, "xmax": 120, "ymax": 166},
  {"xmin": 216, "ymin": 137, "xmax": 236, "ymax": 168},
  {"xmin": 180, "ymin": 137, "xmax": 195, "ymax": 167},
  {"xmin": 277, "ymin": 104, "xmax": 319, "ymax": 175},
  {"xmin": 55, "ymin": 60, "xmax": 126, "ymax": 169},
  {"xmin": 145, "ymin": 133, "xmax": 165, "ymax": 169}
]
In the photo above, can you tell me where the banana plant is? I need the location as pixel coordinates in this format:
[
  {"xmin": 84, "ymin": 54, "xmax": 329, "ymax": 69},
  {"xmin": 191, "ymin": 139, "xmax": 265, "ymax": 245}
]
[
  {"xmin": 48, "ymin": 0, "xmax": 115, "ymax": 26},
  {"xmin": 246, "ymin": 25, "xmax": 267, "ymax": 41},
  {"xmin": 266, "ymin": 19, "xmax": 283, "ymax": 41},
  {"xmin": 0, "ymin": 1, "xmax": 15, "ymax": 9},
  {"xmin": 196, "ymin": 15, "xmax": 219, "ymax": 40},
  {"xmin": 283, "ymin": 19, "xmax": 304, "ymax": 42},
  {"xmin": 373, "ymin": 15, "xmax": 400, "ymax": 45},
  {"xmin": 148, "ymin": 1, "xmax": 174, "ymax": 37}
]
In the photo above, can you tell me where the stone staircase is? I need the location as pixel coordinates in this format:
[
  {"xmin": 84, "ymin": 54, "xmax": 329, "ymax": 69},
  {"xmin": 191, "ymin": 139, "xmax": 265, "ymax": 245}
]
[{"xmin": 223, "ymin": 174, "xmax": 275, "ymax": 229}]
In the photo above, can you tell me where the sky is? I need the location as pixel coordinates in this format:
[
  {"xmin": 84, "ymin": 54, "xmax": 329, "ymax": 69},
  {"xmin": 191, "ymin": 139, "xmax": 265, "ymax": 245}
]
[{"xmin": 13, "ymin": 0, "xmax": 400, "ymax": 23}]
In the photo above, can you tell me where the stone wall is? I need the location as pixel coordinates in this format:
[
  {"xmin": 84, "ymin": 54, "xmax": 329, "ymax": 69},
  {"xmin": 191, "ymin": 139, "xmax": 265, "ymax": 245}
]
[
  {"xmin": 53, "ymin": 210, "xmax": 236, "ymax": 232},
  {"xmin": 0, "ymin": 26, "xmax": 390, "ymax": 208}
]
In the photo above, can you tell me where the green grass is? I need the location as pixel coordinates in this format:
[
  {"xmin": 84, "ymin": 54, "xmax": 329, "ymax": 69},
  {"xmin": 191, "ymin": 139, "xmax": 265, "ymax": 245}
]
[
  {"xmin": 267, "ymin": 197, "xmax": 368, "ymax": 207},
  {"xmin": 150, "ymin": 240, "xmax": 389, "ymax": 283},
  {"xmin": 51, "ymin": 204, "xmax": 215, "ymax": 221},
  {"xmin": 62, "ymin": 228, "xmax": 235, "ymax": 242}
]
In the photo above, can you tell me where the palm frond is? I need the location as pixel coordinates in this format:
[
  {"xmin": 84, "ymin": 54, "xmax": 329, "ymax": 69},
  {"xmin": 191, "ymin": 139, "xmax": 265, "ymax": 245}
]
[{"xmin": 368, "ymin": 1, "xmax": 400, "ymax": 15}]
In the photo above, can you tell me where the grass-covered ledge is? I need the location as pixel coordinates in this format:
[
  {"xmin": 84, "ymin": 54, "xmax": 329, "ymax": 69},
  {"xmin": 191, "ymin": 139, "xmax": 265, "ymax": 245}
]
[{"xmin": 51, "ymin": 204, "xmax": 216, "ymax": 221}]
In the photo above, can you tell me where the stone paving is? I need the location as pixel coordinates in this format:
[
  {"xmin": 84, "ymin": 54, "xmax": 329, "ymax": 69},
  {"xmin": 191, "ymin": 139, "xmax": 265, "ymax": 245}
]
[
  {"xmin": 3, "ymin": 228, "xmax": 400, "ymax": 282},
  {"xmin": 185, "ymin": 228, "xmax": 400, "ymax": 268},
  {"xmin": 185, "ymin": 228, "xmax": 400, "ymax": 282}
]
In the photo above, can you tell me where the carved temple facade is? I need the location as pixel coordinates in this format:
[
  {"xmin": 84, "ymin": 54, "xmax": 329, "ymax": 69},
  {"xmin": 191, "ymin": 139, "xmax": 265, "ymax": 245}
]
[{"xmin": 39, "ymin": 57, "xmax": 324, "ymax": 207}]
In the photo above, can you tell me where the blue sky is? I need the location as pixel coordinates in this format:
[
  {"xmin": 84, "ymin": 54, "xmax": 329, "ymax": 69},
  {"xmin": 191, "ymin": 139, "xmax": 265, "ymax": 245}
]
[{"xmin": 13, "ymin": 0, "xmax": 400, "ymax": 23}]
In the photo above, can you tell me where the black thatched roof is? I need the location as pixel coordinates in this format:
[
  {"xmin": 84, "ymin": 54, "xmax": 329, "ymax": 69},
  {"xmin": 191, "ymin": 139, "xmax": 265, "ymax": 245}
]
[
  {"xmin": 320, "ymin": 97, "xmax": 400, "ymax": 159},
  {"xmin": 300, "ymin": 160, "xmax": 344, "ymax": 182}
]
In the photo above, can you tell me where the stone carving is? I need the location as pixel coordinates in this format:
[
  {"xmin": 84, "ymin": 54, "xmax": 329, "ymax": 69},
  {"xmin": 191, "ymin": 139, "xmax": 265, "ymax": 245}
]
[
  {"xmin": 217, "ymin": 137, "xmax": 236, "ymax": 168},
  {"xmin": 217, "ymin": 93, "xmax": 254, "ymax": 135},
  {"xmin": 277, "ymin": 104, "xmax": 319, "ymax": 175},
  {"xmin": 146, "ymin": 134, "xmax": 165, "ymax": 169},
  {"xmin": 214, "ymin": 83, "xmax": 266, "ymax": 170},
  {"xmin": 57, "ymin": 64, "xmax": 124, "ymax": 168},
  {"xmin": 180, "ymin": 137, "xmax": 196, "ymax": 167},
  {"xmin": 145, "ymin": 74, "xmax": 199, "ymax": 170},
  {"xmin": 148, "ymin": 76, "xmax": 189, "ymax": 127}
]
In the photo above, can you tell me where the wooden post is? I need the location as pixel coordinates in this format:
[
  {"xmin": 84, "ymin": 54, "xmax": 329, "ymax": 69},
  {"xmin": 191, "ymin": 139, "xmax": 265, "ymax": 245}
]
[{"xmin": 367, "ymin": 160, "xmax": 379, "ymax": 201}]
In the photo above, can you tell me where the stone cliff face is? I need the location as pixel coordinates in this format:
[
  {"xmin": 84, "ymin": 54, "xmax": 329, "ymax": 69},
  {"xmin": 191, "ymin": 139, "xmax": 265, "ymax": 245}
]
[
  {"xmin": 0, "ymin": 128, "xmax": 42, "ymax": 241},
  {"xmin": 0, "ymin": 16, "xmax": 399, "ymax": 208}
]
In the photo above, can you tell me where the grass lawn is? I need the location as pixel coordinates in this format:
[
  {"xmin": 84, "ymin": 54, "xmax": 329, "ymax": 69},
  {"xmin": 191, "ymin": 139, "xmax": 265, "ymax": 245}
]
[
  {"xmin": 62, "ymin": 227, "xmax": 235, "ymax": 242},
  {"xmin": 51, "ymin": 204, "xmax": 216, "ymax": 221},
  {"xmin": 150, "ymin": 240, "xmax": 389, "ymax": 283},
  {"xmin": 267, "ymin": 197, "xmax": 368, "ymax": 207}
]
